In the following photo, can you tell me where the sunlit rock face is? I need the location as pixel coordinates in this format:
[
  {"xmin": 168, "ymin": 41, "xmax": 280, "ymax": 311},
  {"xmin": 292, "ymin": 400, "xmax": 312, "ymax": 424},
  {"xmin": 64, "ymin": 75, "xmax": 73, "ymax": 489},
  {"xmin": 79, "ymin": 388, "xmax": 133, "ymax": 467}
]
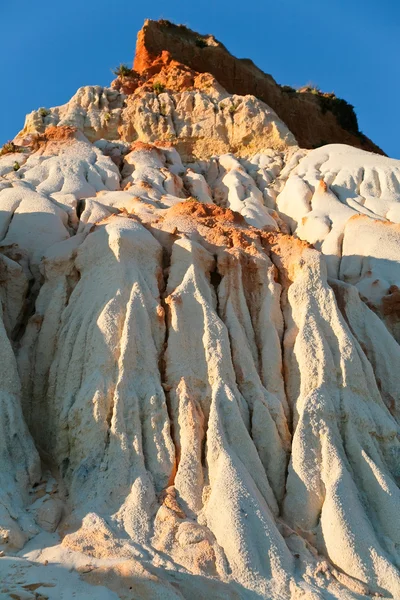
[{"xmin": 1, "ymin": 19, "xmax": 400, "ymax": 600}]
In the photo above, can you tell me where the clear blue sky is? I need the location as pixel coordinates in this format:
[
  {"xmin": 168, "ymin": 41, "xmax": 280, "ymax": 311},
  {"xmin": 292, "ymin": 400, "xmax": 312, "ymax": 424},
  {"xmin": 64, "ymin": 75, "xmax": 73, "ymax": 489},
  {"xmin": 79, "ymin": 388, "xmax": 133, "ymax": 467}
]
[{"xmin": 1, "ymin": 0, "xmax": 399, "ymax": 157}]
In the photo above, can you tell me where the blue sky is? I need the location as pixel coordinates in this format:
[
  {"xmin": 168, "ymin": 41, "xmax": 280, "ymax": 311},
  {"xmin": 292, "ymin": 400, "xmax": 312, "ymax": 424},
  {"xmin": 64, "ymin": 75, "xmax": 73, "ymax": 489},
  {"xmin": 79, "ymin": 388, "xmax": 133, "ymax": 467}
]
[{"xmin": 1, "ymin": 0, "xmax": 399, "ymax": 157}]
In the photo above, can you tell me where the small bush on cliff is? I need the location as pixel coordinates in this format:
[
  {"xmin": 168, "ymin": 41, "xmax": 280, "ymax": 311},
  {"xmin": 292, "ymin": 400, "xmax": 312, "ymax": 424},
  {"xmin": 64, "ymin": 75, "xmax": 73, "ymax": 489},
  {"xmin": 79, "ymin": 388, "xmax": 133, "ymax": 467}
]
[
  {"xmin": 113, "ymin": 64, "xmax": 134, "ymax": 78},
  {"xmin": 153, "ymin": 82, "xmax": 166, "ymax": 95},
  {"xmin": 195, "ymin": 37, "xmax": 207, "ymax": 48},
  {"xmin": 319, "ymin": 95, "xmax": 359, "ymax": 135},
  {"xmin": 282, "ymin": 85, "xmax": 296, "ymax": 94},
  {"xmin": 297, "ymin": 83, "xmax": 321, "ymax": 94},
  {"xmin": 295, "ymin": 83, "xmax": 360, "ymax": 136},
  {"xmin": 0, "ymin": 141, "xmax": 22, "ymax": 156},
  {"xmin": 13, "ymin": 161, "xmax": 20, "ymax": 171},
  {"xmin": 39, "ymin": 108, "xmax": 50, "ymax": 118},
  {"xmin": 158, "ymin": 19, "xmax": 173, "ymax": 28}
]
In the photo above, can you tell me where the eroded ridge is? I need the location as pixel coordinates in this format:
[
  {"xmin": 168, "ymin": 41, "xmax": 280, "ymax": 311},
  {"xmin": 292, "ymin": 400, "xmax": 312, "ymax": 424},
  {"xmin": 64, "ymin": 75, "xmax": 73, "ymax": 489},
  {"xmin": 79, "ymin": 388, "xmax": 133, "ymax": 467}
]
[{"xmin": 0, "ymin": 35, "xmax": 400, "ymax": 600}]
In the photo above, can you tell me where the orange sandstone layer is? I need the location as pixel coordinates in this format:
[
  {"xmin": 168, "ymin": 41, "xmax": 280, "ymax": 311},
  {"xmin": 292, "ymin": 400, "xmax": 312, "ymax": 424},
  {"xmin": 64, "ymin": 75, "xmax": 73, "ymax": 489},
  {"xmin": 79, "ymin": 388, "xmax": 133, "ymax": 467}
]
[{"xmin": 131, "ymin": 19, "xmax": 384, "ymax": 155}]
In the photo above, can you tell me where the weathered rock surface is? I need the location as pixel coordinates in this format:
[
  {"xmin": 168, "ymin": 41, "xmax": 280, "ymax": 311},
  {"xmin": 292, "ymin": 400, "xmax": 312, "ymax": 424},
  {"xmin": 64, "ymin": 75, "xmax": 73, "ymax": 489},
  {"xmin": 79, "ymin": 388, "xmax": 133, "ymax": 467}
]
[
  {"xmin": 276, "ymin": 144, "xmax": 400, "ymax": 341},
  {"xmin": 0, "ymin": 18, "xmax": 399, "ymax": 600},
  {"xmin": 19, "ymin": 84, "xmax": 296, "ymax": 162},
  {"xmin": 132, "ymin": 19, "xmax": 384, "ymax": 154}
]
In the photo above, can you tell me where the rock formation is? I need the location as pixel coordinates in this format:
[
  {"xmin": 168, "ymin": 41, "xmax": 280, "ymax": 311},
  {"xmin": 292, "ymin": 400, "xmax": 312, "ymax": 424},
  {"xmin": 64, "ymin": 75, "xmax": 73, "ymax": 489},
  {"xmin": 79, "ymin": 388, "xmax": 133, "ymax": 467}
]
[
  {"xmin": 132, "ymin": 20, "xmax": 383, "ymax": 154},
  {"xmin": 0, "ymin": 18, "xmax": 399, "ymax": 600}
]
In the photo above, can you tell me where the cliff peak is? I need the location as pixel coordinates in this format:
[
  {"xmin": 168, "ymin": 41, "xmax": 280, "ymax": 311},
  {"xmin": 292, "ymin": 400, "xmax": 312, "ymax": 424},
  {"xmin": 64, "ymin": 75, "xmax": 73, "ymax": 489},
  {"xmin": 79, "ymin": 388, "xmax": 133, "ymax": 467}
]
[{"xmin": 125, "ymin": 18, "xmax": 383, "ymax": 154}]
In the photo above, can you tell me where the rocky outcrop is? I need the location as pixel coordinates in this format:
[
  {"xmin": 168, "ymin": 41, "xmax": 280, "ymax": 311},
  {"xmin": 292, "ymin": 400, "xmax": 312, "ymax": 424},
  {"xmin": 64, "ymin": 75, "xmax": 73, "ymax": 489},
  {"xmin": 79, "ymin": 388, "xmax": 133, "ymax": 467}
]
[
  {"xmin": 1, "ymin": 18, "xmax": 400, "ymax": 600},
  {"xmin": 276, "ymin": 144, "xmax": 400, "ymax": 341},
  {"xmin": 19, "ymin": 87, "xmax": 125, "ymax": 144},
  {"xmin": 19, "ymin": 83, "xmax": 297, "ymax": 162},
  {"xmin": 132, "ymin": 19, "xmax": 384, "ymax": 154}
]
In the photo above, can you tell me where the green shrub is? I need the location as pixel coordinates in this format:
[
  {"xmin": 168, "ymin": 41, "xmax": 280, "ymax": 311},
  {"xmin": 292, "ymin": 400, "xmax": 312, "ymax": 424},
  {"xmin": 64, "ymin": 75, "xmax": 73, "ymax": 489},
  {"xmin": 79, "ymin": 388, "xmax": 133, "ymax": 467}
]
[
  {"xmin": 13, "ymin": 161, "xmax": 20, "ymax": 171},
  {"xmin": 228, "ymin": 103, "xmax": 239, "ymax": 115},
  {"xmin": 39, "ymin": 108, "xmax": 50, "ymax": 118},
  {"xmin": 0, "ymin": 141, "xmax": 21, "ymax": 156},
  {"xmin": 297, "ymin": 84, "xmax": 321, "ymax": 94},
  {"xmin": 319, "ymin": 95, "xmax": 359, "ymax": 135},
  {"xmin": 195, "ymin": 37, "xmax": 207, "ymax": 48},
  {"xmin": 113, "ymin": 64, "xmax": 134, "ymax": 78},
  {"xmin": 153, "ymin": 81, "xmax": 166, "ymax": 95},
  {"xmin": 296, "ymin": 82, "xmax": 360, "ymax": 135},
  {"xmin": 104, "ymin": 112, "xmax": 111, "ymax": 122}
]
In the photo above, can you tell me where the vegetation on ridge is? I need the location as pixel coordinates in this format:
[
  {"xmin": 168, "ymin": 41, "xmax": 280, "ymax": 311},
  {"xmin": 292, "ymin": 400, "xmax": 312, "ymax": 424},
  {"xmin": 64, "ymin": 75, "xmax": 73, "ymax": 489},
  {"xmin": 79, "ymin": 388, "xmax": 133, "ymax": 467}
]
[
  {"xmin": 39, "ymin": 108, "xmax": 51, "ymax": 118},
  {"xmin": 195, "ymin": 37, "xmax": 208, "ymax": 48},
  {"xmin": 281, "ymin": 83, "xmax": 360, "ymax": 136},
  {"xmin": 113, "ymin": 64, "xmax": 135, "ymax": 78},
  {"xmin": 0, "ymin": 141, "xmax": 22, "ymax": 156},
  {"xmin": 153, "ymin": 81, "xmax": 166, "ymax": 94},
  {"xmin": 319, "ymin": 95, "xmax": 359, "ymax": 135}
]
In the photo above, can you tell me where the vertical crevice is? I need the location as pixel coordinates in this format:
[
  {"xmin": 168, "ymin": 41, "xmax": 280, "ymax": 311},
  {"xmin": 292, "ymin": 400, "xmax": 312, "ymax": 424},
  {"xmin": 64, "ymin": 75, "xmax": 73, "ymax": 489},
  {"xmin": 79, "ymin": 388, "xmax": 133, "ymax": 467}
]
[
  {"xmin": 262, "ymin": 243, "xmax": 295, "ymax": 508},
  {"xmin": 158, "ymin": 244, "xmax": 179, "ymax": 482},
  {"xmin": 76, "ymin": 198, "xmax": 86, "ymax": 220},
  {"xmin": 209, "ymin": 254, "xmax": 222, "ymax": 316},
  {"xmin": 11, "ymin": 271, "xmax": 42, "ymax": 346}
]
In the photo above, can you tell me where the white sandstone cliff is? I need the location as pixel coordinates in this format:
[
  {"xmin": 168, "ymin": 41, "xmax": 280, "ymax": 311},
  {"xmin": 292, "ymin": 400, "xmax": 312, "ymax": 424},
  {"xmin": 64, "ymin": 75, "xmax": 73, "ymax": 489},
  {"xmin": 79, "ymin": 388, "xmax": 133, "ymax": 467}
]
[{"xmin": 0, "ymin": 27, "xmax": 399, "ymax": 600}]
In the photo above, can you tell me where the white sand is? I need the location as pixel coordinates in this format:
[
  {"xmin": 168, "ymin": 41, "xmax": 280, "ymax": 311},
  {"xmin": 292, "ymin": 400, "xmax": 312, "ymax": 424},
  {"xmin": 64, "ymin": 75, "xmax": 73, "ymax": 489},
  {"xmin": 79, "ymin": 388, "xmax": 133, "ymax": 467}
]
[{"xmin": 0, "ymin": 80, "xmax": 399, "ymax": 600}]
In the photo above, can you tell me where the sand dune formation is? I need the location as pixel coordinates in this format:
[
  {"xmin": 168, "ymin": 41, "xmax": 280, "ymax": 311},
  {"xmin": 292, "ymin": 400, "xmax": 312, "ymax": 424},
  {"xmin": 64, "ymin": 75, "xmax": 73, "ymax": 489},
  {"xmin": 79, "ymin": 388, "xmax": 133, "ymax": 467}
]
[{"xmin": 0, "ymin": 19, "xmax": 399, "ymax": 600}]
